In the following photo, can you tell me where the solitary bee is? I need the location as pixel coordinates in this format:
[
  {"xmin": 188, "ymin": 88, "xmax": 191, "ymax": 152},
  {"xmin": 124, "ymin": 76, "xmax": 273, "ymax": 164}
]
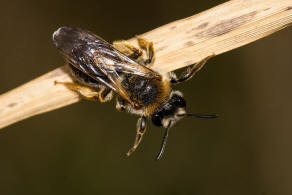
[{"xmin": 53, "ymin": 26, "xmax": 216, "ymax": 160}]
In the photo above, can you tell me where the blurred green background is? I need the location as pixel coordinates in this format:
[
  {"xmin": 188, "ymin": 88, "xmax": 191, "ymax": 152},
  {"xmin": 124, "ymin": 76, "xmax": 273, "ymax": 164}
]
[{"xmin": 0, "ymin": 0, "xmax": 292, "ymax": 194}]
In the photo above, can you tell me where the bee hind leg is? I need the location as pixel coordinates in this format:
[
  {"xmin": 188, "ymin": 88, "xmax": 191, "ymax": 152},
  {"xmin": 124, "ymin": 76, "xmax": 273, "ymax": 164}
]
[
  {"xmin": 136, "ymin": 37, "xmax": 155, "ymax": 66},
  {"xmin": 113, "ymin": 38, "xmax": 155, "ymax": 66},
  {"xmin": 54, "ymin": 81, "xmax": 100, "ymax": 101},
  {"xmin": 170, "ymin": 54, "xmax": 215, "ymax": 84},
  {"xmin": 126, "ymin": 116, "xmax": 147, "ymax": 156},
  {"xmin": 55, "ymin": 81, "xmax": 114, "ymax": 103},
  {"xmin": 113, "ymin": 40, "xmax": 143, "ymax": 60}
]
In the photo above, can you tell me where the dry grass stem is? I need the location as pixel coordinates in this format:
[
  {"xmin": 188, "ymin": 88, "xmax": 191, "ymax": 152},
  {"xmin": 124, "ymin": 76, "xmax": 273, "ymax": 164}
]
[{"xmin": 0, "ymin": 0, "xmax": 292, "ymax": 129}]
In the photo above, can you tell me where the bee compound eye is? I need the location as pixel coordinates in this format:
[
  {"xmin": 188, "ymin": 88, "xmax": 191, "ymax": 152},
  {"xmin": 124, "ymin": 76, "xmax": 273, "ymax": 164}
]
[
  {"xmin": 172, "ymin": 94, "xmax": 186, "ymax": 108},
  {"xmin": 151, "ymin": 113, "xmax": 163, "ymax": 127},
  {"xmin": 177, "ymin": 97, "xmax": 186, "ymax": 107}
]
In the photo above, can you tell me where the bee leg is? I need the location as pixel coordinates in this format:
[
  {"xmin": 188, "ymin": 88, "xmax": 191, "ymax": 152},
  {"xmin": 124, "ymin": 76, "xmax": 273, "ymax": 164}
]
[
  {"xmin": 113, "ymin": 38, "xmax": 155, "ymax": 66},
  {"xmin": 54, "ymin": 81, "xmax": 99, "ymax": 100},
  {"xmin": 98, "ymin": 87, "xmax": 114, "ymax": 102},
  {"xmin": 136, "ymin": 37, "xmax": 155, "ymax": 65},
  {"xmin": 116, "ymin": 96, "xmax": 126, "ymax": 112},
  {"xmin": 170, "ymin": 54, "xmax": 215, "ymax": 84},
  {"xmin": 113, "ymin": 40, "xmax": 143, "ymax": 60},
  {"xmin": 126, "ymin": 116, "xmax": 147, "ymax": 156}
]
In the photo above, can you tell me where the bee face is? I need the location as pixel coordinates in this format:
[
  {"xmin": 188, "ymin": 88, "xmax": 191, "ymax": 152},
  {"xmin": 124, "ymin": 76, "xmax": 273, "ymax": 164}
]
[{"xmin": 151, "ymin": 91, "xmax": 187, "ymax": 128}]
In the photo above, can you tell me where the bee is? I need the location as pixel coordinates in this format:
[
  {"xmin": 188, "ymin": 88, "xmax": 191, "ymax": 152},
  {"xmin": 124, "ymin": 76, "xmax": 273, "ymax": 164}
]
[{"xmin": 53, "ymin": 26, "xmax": 216, "ymax": 160}]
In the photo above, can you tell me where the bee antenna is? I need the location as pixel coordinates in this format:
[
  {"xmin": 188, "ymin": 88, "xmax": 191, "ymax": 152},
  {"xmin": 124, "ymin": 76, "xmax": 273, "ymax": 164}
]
[
  {"xmin": 178, "ymin": 113, "xmax": 217, "ymax": 119},
  {"xmin": 156, "ymin": 121, "xmax": 172, "ymax": 161}
]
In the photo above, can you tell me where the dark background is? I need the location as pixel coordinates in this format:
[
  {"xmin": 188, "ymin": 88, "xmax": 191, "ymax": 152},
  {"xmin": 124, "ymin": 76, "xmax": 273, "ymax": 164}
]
[{"xmin": 0, "ymin": 0, "xmax": 292, "ymax": 194}]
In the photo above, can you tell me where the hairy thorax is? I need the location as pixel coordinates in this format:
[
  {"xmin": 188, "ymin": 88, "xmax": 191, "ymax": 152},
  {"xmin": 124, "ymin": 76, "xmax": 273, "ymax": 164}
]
[{"xmin": 122, "ymin": 74, "xmax": 171, "ymax": 116}]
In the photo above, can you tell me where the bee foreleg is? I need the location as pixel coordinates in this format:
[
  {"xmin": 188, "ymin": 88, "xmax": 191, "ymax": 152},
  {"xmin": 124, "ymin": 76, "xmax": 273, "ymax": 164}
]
[
  {"xmin": 170, "ymin": 54, "xmax": 215, "ymax": 84},
  {"xmin": 126, "ymin": 116, "xmax": 147, "ymax": 156},
  {"xmin": 54, "ymin": 81, "xmax": 99, "ymax": 101},
  {"xmin": 113, "ymin": 40, "xmax": 143, "ymax": 60}
]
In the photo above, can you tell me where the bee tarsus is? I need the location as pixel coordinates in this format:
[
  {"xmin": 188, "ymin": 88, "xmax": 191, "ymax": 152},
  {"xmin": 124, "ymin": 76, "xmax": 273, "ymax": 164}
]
[
  {"xmin": 170, "ymin": 54, "xmax": 215, "ymax": 84},
  {"xmin": 126, "ymin": 116, "xmax": 147, "ymax": 156}
]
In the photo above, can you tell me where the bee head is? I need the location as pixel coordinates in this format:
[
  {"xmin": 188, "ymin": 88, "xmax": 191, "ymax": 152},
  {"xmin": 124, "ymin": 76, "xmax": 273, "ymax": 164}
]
[
  {"xmin": 151, "ymin": 91, "xmax": 186, "ymax": 128},
  {"xmin": 151, "ymin": 91, "xmax": 216, "ymax": 160}
]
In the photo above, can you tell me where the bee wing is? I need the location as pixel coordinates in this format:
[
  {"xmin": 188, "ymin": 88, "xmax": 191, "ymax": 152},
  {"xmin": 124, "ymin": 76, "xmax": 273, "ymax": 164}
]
[
  {"xmin": 53, "ymin": 26, "xmax": 160, "ymax": 106},
  {"xmin": 98, "ymin": 47, "xmax": 161, "ymax": 80},
  {"xmin": 91, "ymin": 57, "xmax": 135, "ymax": 106}
]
